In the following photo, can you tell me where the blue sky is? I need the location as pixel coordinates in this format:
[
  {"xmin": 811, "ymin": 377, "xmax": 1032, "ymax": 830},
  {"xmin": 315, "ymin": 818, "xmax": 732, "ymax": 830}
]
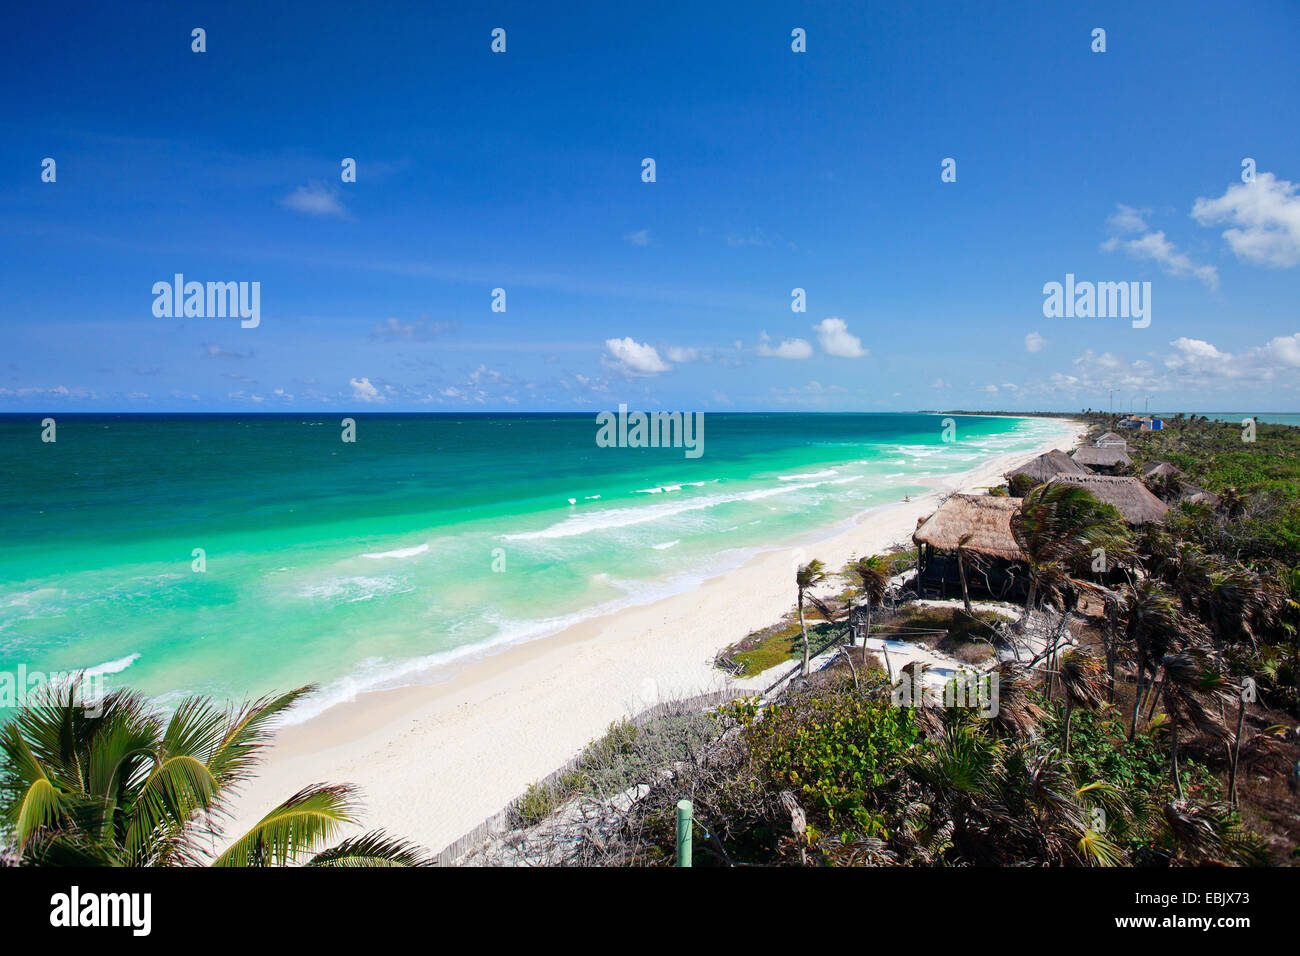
[{"xmin": 2, "ymin": 0, "xmax": 1298, "ymax": 413}]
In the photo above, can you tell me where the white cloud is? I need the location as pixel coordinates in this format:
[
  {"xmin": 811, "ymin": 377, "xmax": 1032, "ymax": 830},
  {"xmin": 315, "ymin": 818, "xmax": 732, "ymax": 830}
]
[
  {"xmin": 369, "ymin": 318, "xmax": 455, "ymax": 341},
  {"xmin": 1192, "ymin": 172, "xmax": 1300, "ymax": 268},
  {"xmin": 756, "ymin": 331, "xmax": 813, "ymax": 359},
  {"xmin": 603, "ymin": 337, "xmax": 670, "ymax": 376},
  {"xmin": 665, "ymin": 346, "xmax": 700, "ymax": 362},
  {"xmin": 1024, "ymin": 331, "xmax": 1046, "ymax": 353},
  {"xmin": 726, "ymin": 229, "xmax": 772, "ymax": 247},
  {"xmin": 813, "ymin": 317, "xmax": 867, "ymax": 358},
  {"xmin": 623, "ymin": 229, "xmax": 651, "ymax": 247},
  {"xmin": 1106, "ymin": 204, "xmax": 1151, "ymax": 234},
  {"xmin": 1014, "ymin": 330, "xmax": 1300, "ymax": 401},
  {"xmin": 1101, "ymin": 229, "xmax": 1218, "ymax": 289},
  {"xmin": 349, "ymin": 376, "xmax": 384, "ymax": 402},
  {"xmin": 204, "ymin": 343, "xmax": 252, "ymax": 360},
  {"xmin": 1168, "ymin": 337, "xmax": 1229, "ymax": 363},
  {"xmin": 769, "ymin": 380, "xmax": 847, "ymax": 405},
  {"xmin": 280, "ymin": 182, "xmax": 349, "ymax": 218},
  {"xmin": 1263, "ymin": 332, "xmax": 1300, "ymax": 366}
]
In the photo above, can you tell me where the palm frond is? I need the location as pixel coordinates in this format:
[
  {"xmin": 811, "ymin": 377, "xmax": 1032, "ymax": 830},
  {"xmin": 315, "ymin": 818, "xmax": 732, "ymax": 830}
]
[
  {"xmin": 211, "ymin": 783, "xmax": 360, "ymax": 867},
  {"xmin": 306, "ymin": 829, "xmax": 434, "ymax": 867}
]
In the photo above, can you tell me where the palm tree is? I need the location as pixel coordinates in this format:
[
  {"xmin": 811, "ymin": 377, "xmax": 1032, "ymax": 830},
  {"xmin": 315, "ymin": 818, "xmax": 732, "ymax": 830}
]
[
  {"xmin": 1218, "ymin": 486, "xmax": 1247, "ymax": 520},
  {"xmin": 795, "ymin": 560, "xmax": 831, "ymax": 677},
  {"xmin": 0, "ymin": 681, "xmax": 431, "ymax": 867},
  {"xmin": 1155, "ymin": 651, "xmax": 1225, "ymax": 801},
  {"xmin": 1159, "ymin": 800, "xmax": 1266, "ymax": 865},
  {"xmin": 1010, "ymin": 483, "xmax": 1131, "ymax": 625},
  {"xmin": 1117, "ymin": 581, "xmax": 1191, "ymax": 739},
  {"xmin": 985, "ymin": 662, "xmax": 1047, "ymax": 740},
  {"xmin": 1055, "ymin": 651, "xmax": 1107, "ymax": 753},
  {"xmin": 852, "ymin": 555, "xmax": 891, "ymax": 668}
]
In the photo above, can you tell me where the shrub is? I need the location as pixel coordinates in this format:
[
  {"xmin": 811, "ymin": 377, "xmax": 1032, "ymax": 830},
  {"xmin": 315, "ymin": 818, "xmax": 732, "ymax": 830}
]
[{"xmin": 746, "ymin": 682, "xmax": 917, "ymax": 834}]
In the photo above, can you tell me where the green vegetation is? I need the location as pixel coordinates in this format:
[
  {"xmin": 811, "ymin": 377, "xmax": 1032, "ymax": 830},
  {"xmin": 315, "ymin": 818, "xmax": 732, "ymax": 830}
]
[
  {"xmin": 726, "ymin": 618, "xmax": 842, "ymax": 678},
  {"xmin": 587, "ymin": 417, "xmax": 1300, "ymax": 866},
  {"xmin": 0, "ymin": 684, "xmax": 431, "ymax": 867},
  {"xmin": 1095, "ymin": 415, "xmax": 1300, "ymax": 567},
  {"xmin": 745, "ymin": 687, "xmax": 917, "ymax": 834},
  {"xmin": 510, "ymin": 709, "xmax": 720, "ymax": 829},
  {"xmin": 613, "ymin": 670, "xmax": 1265, "ymax": 866}
]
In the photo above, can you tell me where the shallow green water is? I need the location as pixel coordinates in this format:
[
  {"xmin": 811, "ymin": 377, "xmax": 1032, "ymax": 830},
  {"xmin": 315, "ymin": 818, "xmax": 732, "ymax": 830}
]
[{"xmin": 0, "ymin": 412, "xmax": 1068, "ymax": 721}]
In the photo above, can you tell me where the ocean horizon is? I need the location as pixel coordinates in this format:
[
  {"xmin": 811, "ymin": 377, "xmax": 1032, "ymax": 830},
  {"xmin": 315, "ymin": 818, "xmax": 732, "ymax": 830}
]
[{"xmin": 0, "ymin": 411, "xmax": 1069, "ymax": 722}]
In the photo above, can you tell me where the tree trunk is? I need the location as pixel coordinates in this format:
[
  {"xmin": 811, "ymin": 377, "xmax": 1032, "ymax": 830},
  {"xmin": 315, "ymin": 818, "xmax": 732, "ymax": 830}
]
[
  {"xmin": 860, "ymin": 596, "xmax": 873, "ymax": 670},
  {"xmin": 1170, "ymin": 709, "xmax": 1184, "ymax": 801},
  {"xmin": 1063, "ymin": 694, "xmax": 1074, "ymax": 754},
  {"xmin": 1145, "ymin": 678, "xmax": 1163, "ymax": 721},
  {"xmin": 1129, "ymin": 671, "xmax": 1144, "ymax": 740},
  {"xmin": 1228, "ymin": 693, "xmax": 1246, "ymax": 808},
  {"xmin": 798, "ymin": 592, "xmax": 810, "ymax": 677},
  {"xmin": 957, "ymin": 548, "xmax": 972, "ymax": 616},
  {"xmin": 1105, "ymin": 631, "xmax": 1116, "ymax": 704}
]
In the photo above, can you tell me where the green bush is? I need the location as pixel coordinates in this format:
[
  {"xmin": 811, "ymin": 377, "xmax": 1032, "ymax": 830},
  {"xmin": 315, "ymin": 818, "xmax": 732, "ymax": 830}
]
[{"xmin": 746, "ymin": 686, "xmax": 917, "ymax": 834}]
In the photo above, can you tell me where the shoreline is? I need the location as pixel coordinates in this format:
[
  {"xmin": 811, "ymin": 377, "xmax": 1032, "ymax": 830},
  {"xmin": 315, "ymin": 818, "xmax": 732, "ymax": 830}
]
[{"xmin": 221, "ymin": 418, "xmax": 1090, "ymax": 854}]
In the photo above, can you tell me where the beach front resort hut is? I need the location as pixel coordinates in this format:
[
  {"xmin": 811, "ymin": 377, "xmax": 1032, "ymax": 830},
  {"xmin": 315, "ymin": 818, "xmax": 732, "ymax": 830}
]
[
  {"xmin": 1095, "ymin": 431, "xmax": 1128, "ymax": 447},
  {"xmin": 1182, "ymin": 487, "xmax": 1222, "ymax": 508},
  {"xmin": 913, "ymin": 494, "xmax": 1029, "ymax": 601},
  {"xmin": 1047, "ymin": 474, "xmax": 1169, "ymax": 525},
  {"xmin": 1005, "ymin": 449, "xmax": 1092, "ymax": 486},
  {"xmin": 1071, "ymin": 444, "xmax": 1133, "ymax": 474},
  {"xmin": 1143, "ymin": 460, "xmax": 1184, "ymax": 480}
]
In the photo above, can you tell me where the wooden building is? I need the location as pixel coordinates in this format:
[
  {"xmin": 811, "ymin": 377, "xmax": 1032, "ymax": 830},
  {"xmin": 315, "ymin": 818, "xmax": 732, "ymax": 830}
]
[{"xmin": 912, "ymin": 494, "xmax": 1030, "ymax": 602}]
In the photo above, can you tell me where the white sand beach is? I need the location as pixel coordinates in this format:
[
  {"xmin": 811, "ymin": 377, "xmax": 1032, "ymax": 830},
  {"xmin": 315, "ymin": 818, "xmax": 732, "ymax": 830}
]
[{"xmin": 222, "ymin": 419, "xmax": 1089, "ymax": 855}]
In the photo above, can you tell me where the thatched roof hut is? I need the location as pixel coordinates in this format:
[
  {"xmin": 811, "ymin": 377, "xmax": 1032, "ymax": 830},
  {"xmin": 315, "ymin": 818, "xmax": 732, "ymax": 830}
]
[
  {"xmin": 913, "ymin": 494, "xmax": 1027, "ymax": 561},
  {"xmin": 1143, "ymin": 460, "xmax": 1184, "ymax": 479},
  {"xmin": 1181, "ymin": 486, "xmax": 1222, "ymax": 508},
  {"xmin": 1071, "ymin": 445, "xmax": 1133, "ymax": 469},
  {"xmin": 1047, "ymin": 474, "xmax": 1169, "ymax": 525},
  {"xmin": 1095, "ymin": 431, "xmax": 1128, "ymax": 447},
  {"xmin": 1005, "ymin": 449, "xmax": 1092, "ymax": 484}
]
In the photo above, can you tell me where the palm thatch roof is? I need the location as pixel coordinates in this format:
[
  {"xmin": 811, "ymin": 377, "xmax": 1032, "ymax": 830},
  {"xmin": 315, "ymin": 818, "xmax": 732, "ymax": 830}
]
[
  {"xmin": 1005, "ymin": 449, "xmax": 1092, "ymax": 483},
  {"xmin": 1047, "ymin": 474, "xmax": 1169, "ymax": 525},
  {"xmin": 1181, "ymin": 486, "xmax": 1222, "ymax": 508},
  {"xmin": 1095, "ymin": 431, "xmax": 1128, "ymax": 446},
  {"xmin": 913, "ymin": 493, "xmax": 1027, "ymax": 562},
  {"xmin": 1071, "ymin": 445, "xmax": 1133, "ymax": 468},
  {"xmin": 1143, "ymin": 460, "xmax": 1184, "ymax": 479}
]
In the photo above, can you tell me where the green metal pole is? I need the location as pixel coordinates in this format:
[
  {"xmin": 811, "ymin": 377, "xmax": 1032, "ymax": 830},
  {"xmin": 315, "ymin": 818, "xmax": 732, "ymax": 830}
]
[{"xmin": 676, "ymin": 799, "xmax": 693, "ymax": 867}]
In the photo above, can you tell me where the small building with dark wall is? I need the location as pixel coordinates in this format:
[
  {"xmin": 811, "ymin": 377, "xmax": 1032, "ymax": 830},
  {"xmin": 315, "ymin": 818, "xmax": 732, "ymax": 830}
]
[{"xmin": 912, "ymin": 494, "xmax": 1030, "ymax": 602}]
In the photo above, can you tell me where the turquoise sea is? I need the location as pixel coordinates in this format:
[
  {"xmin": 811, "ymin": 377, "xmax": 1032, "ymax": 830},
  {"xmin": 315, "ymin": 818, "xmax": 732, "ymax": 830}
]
[
  {"xmin": 1204, "ymin": 413, "xmax": 1300, "ymax": 427},
  {"xmin": 0, "ymin": 412, "xmax": 1068, "ymax": 722}
]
